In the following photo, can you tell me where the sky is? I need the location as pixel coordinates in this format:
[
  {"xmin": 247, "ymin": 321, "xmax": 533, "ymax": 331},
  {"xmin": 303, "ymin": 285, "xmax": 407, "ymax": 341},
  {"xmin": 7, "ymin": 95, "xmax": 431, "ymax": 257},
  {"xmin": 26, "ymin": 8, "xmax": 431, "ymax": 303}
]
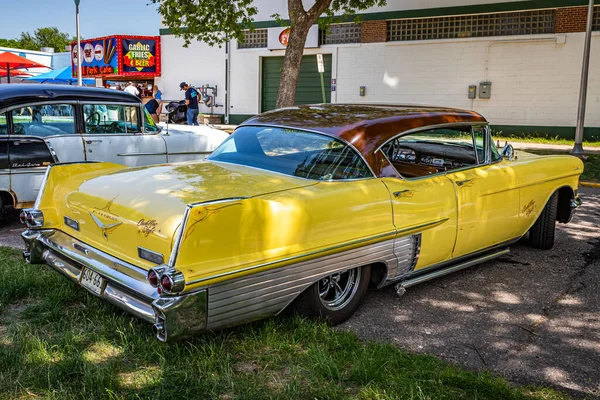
[{"xmin": 0, "ymin": 0, "xmax": 161, "ymax": 43}]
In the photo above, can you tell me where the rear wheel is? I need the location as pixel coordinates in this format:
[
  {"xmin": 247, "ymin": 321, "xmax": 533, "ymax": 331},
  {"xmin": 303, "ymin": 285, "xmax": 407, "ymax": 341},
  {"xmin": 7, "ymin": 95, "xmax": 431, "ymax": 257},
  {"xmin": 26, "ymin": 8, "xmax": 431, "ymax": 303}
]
[
  {"xmin": 529, "ymin": 192, "xmax": 558, "ymax": 250},
  {"xmin": 295, "ymin": 265, "xmax": 370, "ymax": 325}
]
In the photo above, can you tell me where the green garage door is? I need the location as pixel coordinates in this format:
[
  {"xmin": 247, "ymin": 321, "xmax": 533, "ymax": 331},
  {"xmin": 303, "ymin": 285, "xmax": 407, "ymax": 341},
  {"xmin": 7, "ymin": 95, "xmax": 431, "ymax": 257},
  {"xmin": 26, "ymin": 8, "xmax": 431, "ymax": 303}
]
[{"xmin": 261, "ymin": 54, "xmax": 332, "ymax": 113}]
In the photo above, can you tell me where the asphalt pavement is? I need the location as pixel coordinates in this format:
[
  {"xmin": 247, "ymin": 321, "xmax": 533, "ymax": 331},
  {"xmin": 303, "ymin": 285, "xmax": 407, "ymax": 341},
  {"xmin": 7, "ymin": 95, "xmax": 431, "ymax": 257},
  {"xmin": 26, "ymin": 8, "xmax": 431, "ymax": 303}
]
[
  {"xmin": 341, "ymin": 187, "xmax": 600, "ymax": 398},
  {"xmin": 2, "ymin": 189, "xmax": 598, "ymax": 397}
]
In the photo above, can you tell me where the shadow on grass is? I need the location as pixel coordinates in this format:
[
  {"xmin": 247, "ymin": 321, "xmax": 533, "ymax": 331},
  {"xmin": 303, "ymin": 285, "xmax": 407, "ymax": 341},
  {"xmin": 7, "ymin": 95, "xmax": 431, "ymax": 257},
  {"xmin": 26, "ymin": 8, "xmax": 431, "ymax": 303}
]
[{"xmin": 0, "ymin": 248, "xmax": 570, "ymax": 400}]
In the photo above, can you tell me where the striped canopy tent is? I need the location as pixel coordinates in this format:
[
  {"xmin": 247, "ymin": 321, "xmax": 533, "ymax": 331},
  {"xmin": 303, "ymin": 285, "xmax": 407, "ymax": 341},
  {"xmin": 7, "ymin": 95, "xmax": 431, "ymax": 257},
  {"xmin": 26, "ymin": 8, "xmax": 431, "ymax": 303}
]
[{"xmin": 0, "ymin": 52, "xmax": 46, "ymax": 83}]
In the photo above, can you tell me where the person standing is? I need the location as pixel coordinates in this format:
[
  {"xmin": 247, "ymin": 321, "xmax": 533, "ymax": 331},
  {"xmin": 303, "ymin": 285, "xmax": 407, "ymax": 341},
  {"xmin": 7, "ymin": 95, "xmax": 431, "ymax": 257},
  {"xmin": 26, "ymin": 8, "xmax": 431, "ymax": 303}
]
[
  {"xmin": 152, "ymin": 85, "xmax": 163, "ymax": 117},
  {"xmin": 180, "ymin": 82, "xmax": 199, "ymax": 126},
  {"xmin": 124, "ymin": 81, "xmax": 139, "ymax": 97}
]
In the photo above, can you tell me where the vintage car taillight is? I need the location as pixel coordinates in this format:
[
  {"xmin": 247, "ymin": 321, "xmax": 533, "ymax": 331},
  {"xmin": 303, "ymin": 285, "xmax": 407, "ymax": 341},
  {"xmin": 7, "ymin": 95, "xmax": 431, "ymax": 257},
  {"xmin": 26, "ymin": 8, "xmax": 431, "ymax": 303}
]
[
  {"xmin": 20, "ymin": 209, "xmax": 44, "ymax": 228},
  {"xmin": 160, "ymin": 275, "xmax": 173, "ymax": 292},
  {"xmin": 159, "ymin": 270, "xmax": 185, "ymax": 294},
  {"xmin": 147, "ymin": 270, "xmax": 159, "ymax": 287}
]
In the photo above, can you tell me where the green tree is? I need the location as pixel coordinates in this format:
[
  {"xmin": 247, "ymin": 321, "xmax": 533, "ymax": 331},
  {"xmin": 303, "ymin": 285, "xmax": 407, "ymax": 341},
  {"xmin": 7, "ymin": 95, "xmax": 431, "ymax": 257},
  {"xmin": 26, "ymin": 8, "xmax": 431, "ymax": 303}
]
[
  {"xmin": 154, "ymin": 0, "xmax": 386, "ymax": 108},
  {"xmin": 0, "ymin": 38, "xmax": 21, "ymax": 48},
  {"xmin": 0, "ymin": 27, "xmax": 72, "ymax": 52}
]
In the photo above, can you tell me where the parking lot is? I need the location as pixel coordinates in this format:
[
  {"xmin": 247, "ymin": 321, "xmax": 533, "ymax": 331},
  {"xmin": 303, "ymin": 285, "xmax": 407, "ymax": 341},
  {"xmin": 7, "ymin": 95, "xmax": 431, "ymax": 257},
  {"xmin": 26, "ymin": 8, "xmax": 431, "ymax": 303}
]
[
  {"xmin": 2, "ymin": 188, "xmax": 598, "ymax": 398},
  {"xmin": 342, "ymin": 187, "xmax": 600, "ymax": 397}
]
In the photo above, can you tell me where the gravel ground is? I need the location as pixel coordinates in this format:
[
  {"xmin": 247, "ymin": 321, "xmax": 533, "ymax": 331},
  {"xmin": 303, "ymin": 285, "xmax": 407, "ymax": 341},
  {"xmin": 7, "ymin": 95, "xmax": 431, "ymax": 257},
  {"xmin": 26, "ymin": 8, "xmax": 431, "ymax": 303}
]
[
  {"xmin": 341, "ymin": 187, "xmax": 600, "ymax": 398},
  {"xmin": 2, "ymin": 189, "xmax": 598, "ymax": 397}
]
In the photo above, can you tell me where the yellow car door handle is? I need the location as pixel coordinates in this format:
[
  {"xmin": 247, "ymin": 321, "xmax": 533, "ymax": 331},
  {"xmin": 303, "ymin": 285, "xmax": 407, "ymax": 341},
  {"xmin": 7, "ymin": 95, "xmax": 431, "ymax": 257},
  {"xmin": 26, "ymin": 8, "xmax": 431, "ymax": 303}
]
[{"xmin": 455, "ymin": 179, "xmax": 472, "ymax": 187}]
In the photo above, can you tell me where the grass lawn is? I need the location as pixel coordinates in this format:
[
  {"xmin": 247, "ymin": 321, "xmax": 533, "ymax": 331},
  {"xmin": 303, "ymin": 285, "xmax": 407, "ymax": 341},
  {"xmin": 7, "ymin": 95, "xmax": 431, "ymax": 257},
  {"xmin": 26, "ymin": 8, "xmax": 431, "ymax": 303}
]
[
  {"xmin": 522, "ymin": 149, "xmax": 600, "ymax": 183},
  {"xmin": 491, "ymin": 131, "xmax": 600, "ymax": 148},
  {"xmin": 0, "ymin": 247, "xmax": 570, "ymax": 400}
]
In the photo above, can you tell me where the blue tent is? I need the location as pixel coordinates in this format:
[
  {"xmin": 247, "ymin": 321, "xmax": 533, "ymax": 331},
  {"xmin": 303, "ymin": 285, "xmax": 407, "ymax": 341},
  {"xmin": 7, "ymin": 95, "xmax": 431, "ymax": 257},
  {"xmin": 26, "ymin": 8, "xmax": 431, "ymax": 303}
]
[{"xmin": 24, "ymin": 66, "xmax": 95, "ymax": 85}]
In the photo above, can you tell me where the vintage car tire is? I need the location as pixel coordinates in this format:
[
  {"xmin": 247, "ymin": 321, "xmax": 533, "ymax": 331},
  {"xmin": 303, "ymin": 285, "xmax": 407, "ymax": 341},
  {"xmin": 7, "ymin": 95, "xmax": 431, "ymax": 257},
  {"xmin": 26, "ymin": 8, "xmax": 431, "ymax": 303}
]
[
  {"xmin": 529, "ymin": 192, "xmax": 558, "ymax": 250},
  {"xmin": 295, "ymin": 265, "xmax": 371, "ymax": 325}
]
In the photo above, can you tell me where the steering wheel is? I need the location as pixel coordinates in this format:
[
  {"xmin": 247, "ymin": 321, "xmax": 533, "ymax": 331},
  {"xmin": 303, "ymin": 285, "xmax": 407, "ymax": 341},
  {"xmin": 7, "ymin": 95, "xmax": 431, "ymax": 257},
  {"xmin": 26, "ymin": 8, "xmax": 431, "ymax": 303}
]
[
  {"xmin": 86, "ymin": 112, "xmax": 101, "ymax": 125},
  {"xmin": 109, "ymin": 121, "xmax": 121, "ymax": 133}
]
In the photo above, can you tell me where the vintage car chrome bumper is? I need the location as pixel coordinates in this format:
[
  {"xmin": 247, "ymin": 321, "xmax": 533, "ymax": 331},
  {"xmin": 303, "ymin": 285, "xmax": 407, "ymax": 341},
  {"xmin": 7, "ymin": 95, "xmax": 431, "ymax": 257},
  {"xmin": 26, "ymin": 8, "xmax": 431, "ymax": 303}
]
[{"xmin": 21, "ymin": 229, "xmax": 206, "ymax": 342}]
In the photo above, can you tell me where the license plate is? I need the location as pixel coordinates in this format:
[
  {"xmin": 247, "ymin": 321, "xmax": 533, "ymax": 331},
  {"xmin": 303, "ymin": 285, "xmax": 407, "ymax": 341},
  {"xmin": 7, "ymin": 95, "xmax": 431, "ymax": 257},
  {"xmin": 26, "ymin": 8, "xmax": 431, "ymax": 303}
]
[{"xmin": 80, "ymin": 268, "xmax": 104, "ymax": 296}]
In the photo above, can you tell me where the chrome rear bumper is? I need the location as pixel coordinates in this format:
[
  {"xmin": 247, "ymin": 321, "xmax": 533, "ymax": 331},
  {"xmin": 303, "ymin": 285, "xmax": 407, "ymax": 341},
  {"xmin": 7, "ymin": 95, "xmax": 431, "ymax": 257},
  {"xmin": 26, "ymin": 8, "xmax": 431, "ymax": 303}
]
[{"xmin": 22, "ymin": 229, "xmax": 206, "ymax": 342}]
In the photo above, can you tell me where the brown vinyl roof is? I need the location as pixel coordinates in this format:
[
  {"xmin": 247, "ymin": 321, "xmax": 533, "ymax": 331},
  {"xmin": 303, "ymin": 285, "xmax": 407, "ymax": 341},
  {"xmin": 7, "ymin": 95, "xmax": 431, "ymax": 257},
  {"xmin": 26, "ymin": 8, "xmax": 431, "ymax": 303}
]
[{"xmin": 242, "ymin": 104, "xmax": 487, "ymax": 174}]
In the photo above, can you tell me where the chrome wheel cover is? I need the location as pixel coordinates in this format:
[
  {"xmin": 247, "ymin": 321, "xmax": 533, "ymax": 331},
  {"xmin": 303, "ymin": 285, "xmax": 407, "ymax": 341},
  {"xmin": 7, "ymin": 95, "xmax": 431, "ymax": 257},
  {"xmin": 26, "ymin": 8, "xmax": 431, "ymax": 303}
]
[{"xmin": 318, "ymin": 268, "xmax": 361, "ymax": 311}]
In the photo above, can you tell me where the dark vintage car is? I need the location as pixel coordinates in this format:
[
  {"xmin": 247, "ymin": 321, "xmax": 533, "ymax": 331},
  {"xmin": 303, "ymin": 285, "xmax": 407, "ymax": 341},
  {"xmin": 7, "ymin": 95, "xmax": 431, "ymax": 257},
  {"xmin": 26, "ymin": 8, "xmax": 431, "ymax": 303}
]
[{"xmin": 0, "ymin": 84, "xmax": 227, "ymax": 210}]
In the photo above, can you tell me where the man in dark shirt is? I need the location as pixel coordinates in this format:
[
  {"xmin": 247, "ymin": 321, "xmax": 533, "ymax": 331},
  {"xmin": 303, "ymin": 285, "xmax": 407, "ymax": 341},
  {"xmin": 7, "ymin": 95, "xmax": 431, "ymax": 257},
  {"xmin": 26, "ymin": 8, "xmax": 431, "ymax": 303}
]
[{"xmin": 180, "ymin": 82, "xmax": 199, "ymax": 126}]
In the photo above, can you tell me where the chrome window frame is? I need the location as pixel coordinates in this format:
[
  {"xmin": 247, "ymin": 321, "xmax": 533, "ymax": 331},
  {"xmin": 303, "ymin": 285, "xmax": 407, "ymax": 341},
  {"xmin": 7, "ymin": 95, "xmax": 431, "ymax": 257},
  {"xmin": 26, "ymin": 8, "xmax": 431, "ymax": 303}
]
[
  {"xmin": 375, "ymin": 122, "xmax": 494, "ymax": 181},
  {"xmin": 211, "ymin": 123, "xmax": 377, "ymax": 181}
]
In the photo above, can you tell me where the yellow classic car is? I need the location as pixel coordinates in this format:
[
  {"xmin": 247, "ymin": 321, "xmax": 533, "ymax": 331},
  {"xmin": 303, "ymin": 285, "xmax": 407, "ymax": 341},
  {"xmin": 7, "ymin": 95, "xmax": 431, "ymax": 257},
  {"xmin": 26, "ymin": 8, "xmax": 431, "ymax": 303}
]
[{"xmin": 21, "ymin": 104, "xmax": 583, "ymax": 342}]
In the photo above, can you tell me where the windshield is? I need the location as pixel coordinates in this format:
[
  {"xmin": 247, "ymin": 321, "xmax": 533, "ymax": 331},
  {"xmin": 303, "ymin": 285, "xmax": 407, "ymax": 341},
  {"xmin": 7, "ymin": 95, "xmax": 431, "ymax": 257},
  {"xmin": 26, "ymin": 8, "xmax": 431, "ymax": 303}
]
[{"xmin": 208, "ymin": 126, "xmax": 373, "ymax": 180}]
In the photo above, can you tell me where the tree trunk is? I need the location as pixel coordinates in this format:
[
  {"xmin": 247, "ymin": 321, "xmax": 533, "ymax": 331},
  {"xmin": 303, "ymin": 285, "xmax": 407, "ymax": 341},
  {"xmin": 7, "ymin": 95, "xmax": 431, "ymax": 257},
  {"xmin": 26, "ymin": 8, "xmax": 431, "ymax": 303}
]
[
  {"xmin": 275, "ymin": 19, "xmax": 312, "ymax": 109},
  {"xmin": 275, "ymin": 0, "xmax": 332, "ymax": 108}
]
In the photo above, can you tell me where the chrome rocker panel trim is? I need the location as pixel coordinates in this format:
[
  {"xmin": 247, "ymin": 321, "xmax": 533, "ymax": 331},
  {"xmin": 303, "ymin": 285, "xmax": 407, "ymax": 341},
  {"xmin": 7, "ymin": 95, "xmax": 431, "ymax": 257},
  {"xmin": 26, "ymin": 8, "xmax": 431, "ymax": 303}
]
[{"xmin": 21, "ymin": 229, "xmax": 207, "ymax": 342}]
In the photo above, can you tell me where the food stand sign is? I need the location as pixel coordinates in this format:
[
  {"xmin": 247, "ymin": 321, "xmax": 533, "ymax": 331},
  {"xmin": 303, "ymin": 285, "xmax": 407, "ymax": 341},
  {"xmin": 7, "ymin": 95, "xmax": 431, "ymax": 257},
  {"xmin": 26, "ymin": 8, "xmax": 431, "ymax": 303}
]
[
  {"xmin": 71, "ymin": 35, "xmax": 161, "ymax": 78},
  {"xmin": 72, "ymin": 36, "xmax": 119, "ymax": 77},
  {"xmin": 121, "ymin": 37, "xmax": 160, "ymax": 74}
]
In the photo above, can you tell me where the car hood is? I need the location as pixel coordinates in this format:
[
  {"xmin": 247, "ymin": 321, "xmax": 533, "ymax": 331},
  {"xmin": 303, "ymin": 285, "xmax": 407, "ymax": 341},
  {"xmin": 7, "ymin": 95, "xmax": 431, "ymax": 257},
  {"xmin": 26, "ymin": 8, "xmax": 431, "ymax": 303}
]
[{"xmin": 62, "ymin": 161, "xmax": 315, "ymax": 269}]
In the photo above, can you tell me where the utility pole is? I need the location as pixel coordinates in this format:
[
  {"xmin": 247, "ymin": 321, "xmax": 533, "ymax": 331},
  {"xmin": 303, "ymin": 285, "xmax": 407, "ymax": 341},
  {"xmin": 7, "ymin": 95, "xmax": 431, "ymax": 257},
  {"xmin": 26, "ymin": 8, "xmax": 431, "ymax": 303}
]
[
  {"xmin": 75, "ymin": 0, "xmax": 82, "ymax": 86},
  {"xmin": 571, "ymin": 0, "xmax": 595, "ymax": 157}
]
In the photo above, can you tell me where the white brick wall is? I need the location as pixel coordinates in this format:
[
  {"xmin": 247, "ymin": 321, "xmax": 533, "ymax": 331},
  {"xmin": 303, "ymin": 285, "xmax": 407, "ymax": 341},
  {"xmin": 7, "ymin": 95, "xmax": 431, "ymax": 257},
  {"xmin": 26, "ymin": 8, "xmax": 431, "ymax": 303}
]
[
  {"xmin": 336, "ymin": 33, "xmax": 600, "ymax": 127},
  {"xmin": 161, "ymin": 31, "xmax": 600, "ymax": 128}
]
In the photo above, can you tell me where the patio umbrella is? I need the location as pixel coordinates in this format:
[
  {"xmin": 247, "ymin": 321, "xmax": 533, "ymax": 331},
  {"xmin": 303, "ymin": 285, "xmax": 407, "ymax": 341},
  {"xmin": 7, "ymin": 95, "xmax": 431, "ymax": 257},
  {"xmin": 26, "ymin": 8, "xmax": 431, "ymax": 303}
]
[
  {"xmin": 0, "ymin": 52, "xmax": 47, "ymax": 83},
  {"xmin": 0, "ymin": 69, "xmax": 31, "ymax": 83},
  {"xmin": 23, "ymin": 65, "xmax": 94, "ymax": 85}
]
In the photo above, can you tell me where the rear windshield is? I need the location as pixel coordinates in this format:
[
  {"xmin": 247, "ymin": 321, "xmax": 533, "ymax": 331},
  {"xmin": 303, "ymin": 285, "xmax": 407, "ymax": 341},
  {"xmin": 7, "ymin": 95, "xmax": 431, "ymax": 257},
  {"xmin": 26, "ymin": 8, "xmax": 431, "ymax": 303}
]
[{"xmin": 208, "ymin": 126, "xmax": 373, "ymax": 180}]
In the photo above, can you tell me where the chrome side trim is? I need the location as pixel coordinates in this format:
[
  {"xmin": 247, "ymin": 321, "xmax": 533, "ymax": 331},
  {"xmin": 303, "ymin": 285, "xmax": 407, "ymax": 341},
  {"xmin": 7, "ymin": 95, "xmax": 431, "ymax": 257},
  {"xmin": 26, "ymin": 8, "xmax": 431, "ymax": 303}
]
[
  {"xmin": 399, "ymin": 248, "xmax": 510, "ymax": 288},
  {"xmin": 206, "ymin": 236, "xmax": 412, "ymax": 330},
  {"xmin": 33, "ymin": 165, "xmax": 52, "ymax": 209},
  {"xmin": 386, "ymin": 233, "xmax": 421, "ymax": 280},
  {"xmin": 117, "ymin": 152, "xmax": 169, "ymax": 156},
  {"xmin": 187, "ymin": 230, "xmax": 398, "ymax": 286},
  {"xmin": 396, "ymin": 218, "xmax": 449, "ymax": 235}
]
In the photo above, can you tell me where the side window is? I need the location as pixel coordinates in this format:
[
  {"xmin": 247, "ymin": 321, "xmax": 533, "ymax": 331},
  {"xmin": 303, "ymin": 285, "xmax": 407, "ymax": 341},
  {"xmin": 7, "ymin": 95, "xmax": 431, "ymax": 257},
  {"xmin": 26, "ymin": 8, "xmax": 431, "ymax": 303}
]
[
  {"xmin": 0, "ymin": 113, "xmax": 7, "ymax": 135},
  {"xmin": 83, "ymin": 104, "xmax": 140, "ymax": 134},
  {"xmin": 11, "ymin": 104, "xmax": 75, "ymax": 137},
  {"xmin": 381, "ymin": 126, "xmax": 480, "ymax": 179},
  {"xmin": 143, "ymin": 108, "xmax": 160, "ymax": 133}
]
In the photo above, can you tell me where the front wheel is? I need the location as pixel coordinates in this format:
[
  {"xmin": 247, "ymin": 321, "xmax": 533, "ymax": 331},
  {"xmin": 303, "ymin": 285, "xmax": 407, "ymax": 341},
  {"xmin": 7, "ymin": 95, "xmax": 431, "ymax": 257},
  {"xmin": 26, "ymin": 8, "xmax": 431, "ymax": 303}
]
[
  {"xmin": 295, "ymin": 265, "xmax": 370, "ymax": 325},
  {"xmin": 529, "ymin": 192, "xmax": 558, "ymax": 250}
]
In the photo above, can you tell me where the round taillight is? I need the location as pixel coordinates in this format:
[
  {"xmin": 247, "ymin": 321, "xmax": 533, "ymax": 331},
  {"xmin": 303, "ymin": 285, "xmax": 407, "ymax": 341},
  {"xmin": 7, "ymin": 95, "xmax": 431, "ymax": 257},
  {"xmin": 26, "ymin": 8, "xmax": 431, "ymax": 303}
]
[
  {"xmin": 148, "ymin": 270, "xmax": 159, "ymax": 287},
  {"xmin": 26, "ymin": 214, "xmax": 33, "ymax": 223},
  {"xmin": 157, "ymin": 287, "xmax": 163, "ymax": 295},
  {"xmin": 19, "ymin": 211, "xmax": 26, "ymax": 224},
  {"xmin": 160, "ymin": 275, "xmax": 173, "ymax": 292}
]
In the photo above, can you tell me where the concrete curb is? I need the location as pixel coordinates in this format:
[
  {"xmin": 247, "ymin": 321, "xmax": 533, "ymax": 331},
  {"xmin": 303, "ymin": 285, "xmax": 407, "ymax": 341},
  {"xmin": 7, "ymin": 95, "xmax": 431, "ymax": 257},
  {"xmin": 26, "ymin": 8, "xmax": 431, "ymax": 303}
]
[{"xmin": 580, "ymin": 181, "xmax": 600, "ymax": 189}]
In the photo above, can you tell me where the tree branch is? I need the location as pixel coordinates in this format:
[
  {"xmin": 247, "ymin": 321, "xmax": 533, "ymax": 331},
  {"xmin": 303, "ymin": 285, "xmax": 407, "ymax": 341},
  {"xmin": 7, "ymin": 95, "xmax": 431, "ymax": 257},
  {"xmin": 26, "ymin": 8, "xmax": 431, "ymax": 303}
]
[{"xmin": 307, "ymin": 0, "xmax": 334, "ymax": 21}]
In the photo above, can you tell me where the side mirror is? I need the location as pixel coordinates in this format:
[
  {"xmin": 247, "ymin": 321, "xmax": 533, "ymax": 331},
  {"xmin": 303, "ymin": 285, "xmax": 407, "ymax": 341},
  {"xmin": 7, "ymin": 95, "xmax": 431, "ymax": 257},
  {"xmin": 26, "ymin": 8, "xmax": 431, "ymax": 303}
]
[{"xmin": 501, "ymin": 143, "xmax": 515, "ymax": 161}]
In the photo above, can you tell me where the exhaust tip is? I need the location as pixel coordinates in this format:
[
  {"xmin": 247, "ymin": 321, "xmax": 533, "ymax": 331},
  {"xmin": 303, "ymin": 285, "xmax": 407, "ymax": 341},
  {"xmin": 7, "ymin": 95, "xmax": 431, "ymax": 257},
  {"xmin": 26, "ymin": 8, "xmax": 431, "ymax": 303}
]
[{"xmin": 153, "ymin": 322, "xmax": 166, "ymax": 341}]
